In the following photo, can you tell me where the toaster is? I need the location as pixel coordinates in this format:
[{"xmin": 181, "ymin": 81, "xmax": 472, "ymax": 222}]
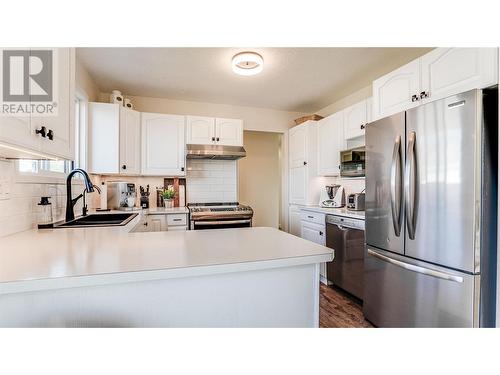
[{"xmin": 347, "ymin": 193, "xmax": 365, "ymax": 211}]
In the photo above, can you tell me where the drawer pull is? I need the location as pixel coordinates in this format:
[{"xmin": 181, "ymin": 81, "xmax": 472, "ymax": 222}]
[
  {"xmin": 173, "ymin": 218, "xmax": 182, "ymax": 222},
  {"xmin": 307, "ymin": 215, "xmax": 314, "ymax": 219}
]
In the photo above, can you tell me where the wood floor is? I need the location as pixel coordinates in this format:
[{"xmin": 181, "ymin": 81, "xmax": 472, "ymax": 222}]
[{"xmin": 319, "ymin": 283, "xmax": 373, "ymax": 328}]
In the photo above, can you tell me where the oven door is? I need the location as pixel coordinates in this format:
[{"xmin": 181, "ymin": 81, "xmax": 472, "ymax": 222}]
[{"xmin": 192, "ymin": 219, "xmax": 252, "ymax": 230}]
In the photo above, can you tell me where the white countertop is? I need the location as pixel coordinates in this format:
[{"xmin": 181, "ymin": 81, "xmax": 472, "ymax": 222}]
[
  {"xmin": 0, "ymin": 216, "xmax": 333, "ymax": 294},
  {"xmin": 298, "ymin": 205, "xmax": 365, "ymax": 220}
]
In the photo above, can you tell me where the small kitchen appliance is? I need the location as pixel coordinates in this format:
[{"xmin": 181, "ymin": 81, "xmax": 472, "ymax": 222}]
[
  {"xmin": 347, "ymin": 193, "xmax": 365, "ymax": 211},
  {"xmin": 320, "ymin": 185, "xmax": 345, "ymax": 208},
  {"xmin": 340, "ymin": 147, "xmax": 365, "ymax": 177},
  {"xmin": 140, "ymin": 185, "xmax": 150, "ymax": 209},
  {"xmin": 106, "ymin": 181, "xmax": 136, "ymax": 209}
]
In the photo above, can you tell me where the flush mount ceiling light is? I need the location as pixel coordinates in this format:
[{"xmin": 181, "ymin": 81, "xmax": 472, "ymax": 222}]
[{"xmin": 232, "ymin": 52, "xmax": 264, "ymax": 76}]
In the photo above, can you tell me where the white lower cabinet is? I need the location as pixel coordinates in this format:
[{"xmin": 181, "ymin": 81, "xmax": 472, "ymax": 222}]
[
  {"xmin": 141, "ymin": 113, "xmax": 186, "ymax": 176},
  {"xmin": 300, "ymin": 209, "xmax": 327, "ymax": 283},
  {"xmin": 132, "ymin": 212, "xmax": 188, "ymax": 232}
]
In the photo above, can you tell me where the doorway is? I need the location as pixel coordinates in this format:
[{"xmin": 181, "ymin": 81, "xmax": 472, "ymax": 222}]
[{"xmin": 238, "ymin": 131, "xmax": 282, "ymax": 228}]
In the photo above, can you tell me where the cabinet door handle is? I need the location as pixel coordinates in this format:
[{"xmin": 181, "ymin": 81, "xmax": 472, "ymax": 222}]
[
  {"xmin": 144, "ymin": 222, "xmax": 148, "ymax": 226},
  {"xmin": 212, "ymin": 137, "xmax": 215, "ymax": 141},
  {"xmin": 122, "ymin": 165, "xmax": 127, "ymax": 170},
  {"xmin": 360, "ymin": 124, "xmax": 366, "ymax": 130},
  {"xmin": 411, "ymin": 94, "xmax": 419, "ymax": 102},
  {"xmin": 319, "ymin": 231, "xmax": 323, "ymax": 236},
  {"xmin": 35, "ymin": 126, "xmax": 47, "ymax": 138},
  {"xmin": 47, "ymin": 129, "xmax": 54, "ymax": 140},
  {"xmin": 303, "ymin": 161, "xmax": 307, "ymax": 165},
  {"xmin": 181, "ymin": 167, "xmax": 185, "ymax": 172},
  {"xmin": 420, "ymin": 91, "xmax": 429, "ymax": 99},
  {"xmin": 216, "ymin": 137, "xmax": 220, "ymax": 142}
]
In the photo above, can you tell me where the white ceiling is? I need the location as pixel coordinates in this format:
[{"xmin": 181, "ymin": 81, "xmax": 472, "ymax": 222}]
[{"xmin": 76, "ymin": 47, "xmax": 432, "ymax": 113}]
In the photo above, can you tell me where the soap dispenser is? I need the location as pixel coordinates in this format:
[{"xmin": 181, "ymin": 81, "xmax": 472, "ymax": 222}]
[{"xmin": 37, "ymin": 196, "xmax": 53, "ymax": 229}]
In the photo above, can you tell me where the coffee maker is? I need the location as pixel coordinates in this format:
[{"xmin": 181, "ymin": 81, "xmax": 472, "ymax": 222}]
[
  {"xmin": 319, "ymin": 184, "xmax": 345, "ymax": 208},
  {"xmin": 107, "ymin": 182, "xmax": 137, "ymax": 209}
]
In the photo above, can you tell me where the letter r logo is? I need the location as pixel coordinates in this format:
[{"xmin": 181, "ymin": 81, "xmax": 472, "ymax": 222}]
[{"xmin": 2, "ymin": 50, "xmax": 53, "ymax": 102}]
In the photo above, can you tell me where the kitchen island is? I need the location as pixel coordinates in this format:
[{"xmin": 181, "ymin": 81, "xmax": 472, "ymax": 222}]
[{"xmin": 0, "ymin": 217, "xmax": 333, "ymax": 327}]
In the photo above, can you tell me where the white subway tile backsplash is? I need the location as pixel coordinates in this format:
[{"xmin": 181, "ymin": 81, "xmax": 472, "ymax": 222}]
[
  {"xmin": 0, "ymin": 160, "xmax": 86, "ymax": 237},
  {"xmin": 186, "ymin": 160, "xmax": 237, "ymax": 203}
]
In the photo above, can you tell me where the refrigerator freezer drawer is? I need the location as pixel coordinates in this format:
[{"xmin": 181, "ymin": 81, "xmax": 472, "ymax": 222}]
[{"xmin": 363, "ymin": 247, "xmax": 478, "ymax": 327}]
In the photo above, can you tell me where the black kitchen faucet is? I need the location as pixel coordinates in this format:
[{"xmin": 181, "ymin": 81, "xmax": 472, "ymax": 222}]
[{"xmin": 65, "ymin": 168, "xmax": 95, "ymax": 222}]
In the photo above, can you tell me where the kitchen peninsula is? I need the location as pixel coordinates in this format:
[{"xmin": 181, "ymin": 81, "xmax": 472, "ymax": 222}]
[{"xmin": 0, "ymin": 216, "xmax": 333, "ymax": 327}]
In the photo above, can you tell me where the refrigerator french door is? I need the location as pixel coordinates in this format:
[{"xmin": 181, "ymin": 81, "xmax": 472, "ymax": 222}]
[{"xmin": 364, "ymin": 88, "xmax": 498, "ymax": 328}]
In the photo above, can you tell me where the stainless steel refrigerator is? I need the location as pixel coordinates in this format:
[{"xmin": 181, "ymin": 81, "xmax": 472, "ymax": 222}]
[{"xmin": 364, "ymin": 88, "xmax": 498, "ymax": 327}]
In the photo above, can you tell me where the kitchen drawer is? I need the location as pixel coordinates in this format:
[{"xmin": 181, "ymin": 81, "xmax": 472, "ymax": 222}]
[
  {"xmin": 300, "ymin": 210, "xmax": 326, "ymax": 225},
  {"xmin": 167, "ymin": 214, "xmax": 187, "ymax": 226}
]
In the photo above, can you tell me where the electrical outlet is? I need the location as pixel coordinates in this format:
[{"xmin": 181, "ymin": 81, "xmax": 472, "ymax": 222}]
[{"xmin": 0, "ymin": 178, "xmax": 11, "ymax": 200}]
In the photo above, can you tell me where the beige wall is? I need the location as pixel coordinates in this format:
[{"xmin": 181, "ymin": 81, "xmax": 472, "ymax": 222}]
[
  {"xmin": 238, "ymin": 131, "xmax": 282, "ymax": 228},
  {"xmin": 98, "ymin": 93, "xmax": 304, "ymax": 133},
  {"xmin": 316, "ymin": 85, "xmax": 372, "ymax": 118},
  {"xmin": 75, "ymin": 59, "xmax": 99, "ymax": 101}
]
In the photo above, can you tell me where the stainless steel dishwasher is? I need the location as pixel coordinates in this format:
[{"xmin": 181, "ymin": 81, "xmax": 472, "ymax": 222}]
[{"xmin": 326, "ymin": 215, "xmax": 365, "ymax": 300}]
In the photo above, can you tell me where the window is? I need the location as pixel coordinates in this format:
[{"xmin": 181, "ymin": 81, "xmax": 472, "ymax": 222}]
[{"xmin": 17, "ymin": 89, "xmax": 88, "ymax": 177}]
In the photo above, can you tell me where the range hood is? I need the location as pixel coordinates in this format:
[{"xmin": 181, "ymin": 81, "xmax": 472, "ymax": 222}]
[{"xmin": 186, "ymin": 144, "xmax": 246, "ymax": 160}]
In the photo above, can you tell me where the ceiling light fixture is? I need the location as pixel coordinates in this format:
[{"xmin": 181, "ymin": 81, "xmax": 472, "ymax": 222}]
[{"xmin": 231, "ymin": 52, "xmax": 264, "ymax": 76}]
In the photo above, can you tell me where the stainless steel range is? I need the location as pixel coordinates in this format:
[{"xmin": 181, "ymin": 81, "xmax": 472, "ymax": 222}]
[{"xmin": 188, "ymin": 202, "xmax": 253, "ymax": 230}]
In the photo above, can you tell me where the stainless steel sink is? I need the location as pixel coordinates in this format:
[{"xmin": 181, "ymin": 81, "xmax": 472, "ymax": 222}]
[{"xmin": 54, "ymin": 213, "xmax": 138, "ymax": 228}]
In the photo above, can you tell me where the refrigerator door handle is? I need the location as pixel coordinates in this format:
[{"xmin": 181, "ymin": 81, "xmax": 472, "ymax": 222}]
[
  {"xmin": 405, "ymin": 131, "xmax": 417, "ymax": 239},
  {"xmin": 390, "ymin": 135, "xmax": 403, "ymax": 236},
  {"xmin": 367, "ymin": 249, "xmax": 464, "ymax": 283}
]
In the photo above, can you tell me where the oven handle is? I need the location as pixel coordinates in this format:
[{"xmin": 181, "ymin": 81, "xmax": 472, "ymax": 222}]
[{"xmin": 194, "ymin": 219, "xmax": 252, "ymax": 225}]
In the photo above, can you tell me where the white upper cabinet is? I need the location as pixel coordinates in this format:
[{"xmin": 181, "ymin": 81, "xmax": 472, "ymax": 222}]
[
  {"xmin": 187, "ymin": 116, "xmax": 244, "ymax": 146},
  {"xmin": 119, "ymin": 107, "xmax": 141, "ymax": 175},
  {"xmin": 0, "ymin": 48, "xmax": 74, "ymax": 159},
  {"xmin": 420, "ymin": 48, "xmax": 498, "ymax": 103},
  {"xmin": 343, "ymin": 99, "xmax": 367, "ymax": 140},
  {"xmin": 186, "ymin": 116, "xmax": 215, "ymax": 145},
  {"xmin": 141, "ymin": 112, "xmax": 186, "ymax": 176},
  {"xmin": 373, "ymin": 48, "xmax": 498, "ymax": 120},
  {"xmin": 289, "ymin": 121, "xmax": 319, "ymax": 205},
  {"xmin": 366, "ymin": 96, "xmax": 373, "ymax": 123},
  {"xmin": 35, "ymin": 48, "xmax": 74, "ymax": 159},
  {"xmin": 88, "ymin": 103, "xmax": 120, "ymax": 174},
  {"xmin": 372, "ymin": 59, "xmax": 421, "ymax": 120},
  {"xmin": 317, "ymin": 112, "xmax": 344, "ymax": 176},
  {"xmin": 289, "ymin": 165, "xmax": 307, "ymax": 205},
  {"xmin": 289, "ymin": 123, "xmax": 308, "ymax": 168},
  {"xmin": 215, "ymin": 118, "xmax": 243, "ymax": 146}
]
